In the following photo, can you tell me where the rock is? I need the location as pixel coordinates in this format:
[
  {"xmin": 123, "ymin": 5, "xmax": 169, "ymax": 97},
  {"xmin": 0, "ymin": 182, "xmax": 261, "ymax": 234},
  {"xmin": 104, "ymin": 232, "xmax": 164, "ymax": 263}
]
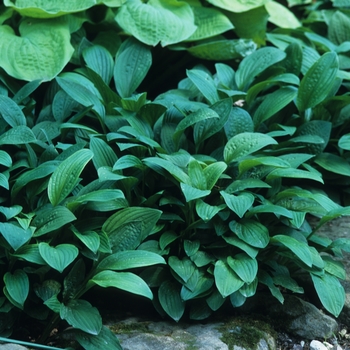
[
  {"xmin": 310, "ymin": 340, "xmax": 329, "ymax": 350},
  {"xmin": 240, "ymin": 294, "xmax": 338, "ymax": 340},
  {"xmin": 0, "ymin": 345, "xmax": 29, "ymax": 350},
  {"xmin": 111, "ymin": 316, "xmax": 277, "ymax": 350}
]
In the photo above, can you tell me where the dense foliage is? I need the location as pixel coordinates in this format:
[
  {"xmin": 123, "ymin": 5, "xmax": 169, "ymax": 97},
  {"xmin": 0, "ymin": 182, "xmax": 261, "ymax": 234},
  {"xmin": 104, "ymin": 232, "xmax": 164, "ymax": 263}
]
[{"xmin": 1, "ymin": 0, "xmax": 350, "ymax": 348}]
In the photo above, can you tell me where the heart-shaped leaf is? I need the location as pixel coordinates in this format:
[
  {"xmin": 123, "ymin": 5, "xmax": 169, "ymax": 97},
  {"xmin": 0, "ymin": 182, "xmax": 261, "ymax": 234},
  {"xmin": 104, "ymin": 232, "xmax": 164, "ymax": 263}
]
[
  {"xmin": 0, "ymin": 18, "xmax": 73, "ymax": 81},
  {"xmin": 4, "ymin": 270, "xmax": 29, "ymax": 309},
  {"xmin": 220, "ymin": 191, "xmax": 254, "ymax": 218},
  {"xmin": 0, "ymin": 223, "xmax": 32, "ymax": 251},
  {"xmin": 158, "ymin": 280, "xmax": 185, "ymax": 321},
  {"xmin": 115, "ymin": 0, "xmax": 196, "ymax": 46},
  {"xmin": 181, "ymin": 183, "xmax": 211, "ymax": 202},
  {"xmin": 39, "ymin": 243, "xmax": 79, "ymax": 273},
  {"xmin": 60, "ymin": 299, "xmax": 102, "ymax": 335},
  {"xmin": 227, "ymin": 254, "xmax": 258, "ymax": 284},
  {"xmin": 196, "ymin": 200, "xmax": 225, "ymax": 222},
  {"xmin": 168, "ymin": 256, "xmax": 196, "ymax": 283},
  {"xmin": 229, "ymin": 220, "xmax": 269, "ymax": 248}
]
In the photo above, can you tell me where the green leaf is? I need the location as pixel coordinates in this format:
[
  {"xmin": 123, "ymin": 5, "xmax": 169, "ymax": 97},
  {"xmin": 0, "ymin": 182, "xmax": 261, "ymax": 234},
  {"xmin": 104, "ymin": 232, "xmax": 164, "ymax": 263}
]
[
  {"xmin": 34, "ymin": 280, "xmax": 61, "ymax": 302},
  {"xmin": 227, "ymin": 254, "xmax": 258, "ymax": 284},
  {"xmin": 90, "ymin": 270, "xmax": 153, "ymax": 299},
  {"xmin": 271, "ymin": 235, "xmax": 313, "ymax": 267},
  {"xmin": 0, "ymin": 95, "xmax": 26, "ymax": 127},
  {"xmin": 253, "ymin": 87, "xmax": 298, "ymax": 126},
  {"xmin": 296, "ymin": 52, "xmax": 339, "ymax": 111},
  {"xmin": 328, "ymin": 11, "xmax": 350, "ymax": 45},
  {"xmin": 32, "ymin": 205, "xmax": 76, "ymax": 237},
  {"xmin": 90, "ymin": 137, "xmax": 118, "ymax": 170},
  {"xmin": 314, "ymin": 153, "xmax": 350, "ymax": 176},
  {"xmin": 114, "ymin": 38, "xmax": 152, "ymax": 98},
  {"xmin": 206, "ymin": 0, "xmax": 270, "ymax": 12},
  {"xmin": 186, "ymin": 6, "xmax": 233, "ymax": 41},
  {"xmin": 239, "ymin": 278, "xmax": 258, "ymax": 297},
  {"xmin": 338, "ymin": 134, "xmax": 350, "ymax": 150},
  {"xmin": 3, "ymin": 0, "xmax": 124, "ymax": 17},
  {"xmin": 214, "ymin": 260, "xmax": 244, "ymax": 298},
  {"xmin": 48, "ymin": 149, "xmax": 94, "ymax": 206},
  {"xmin": 187, "ymin": 69, "xmax": 219, "ymax": 105},
  {"xmin": 265, "ymin": 2, "xmax": 301, "ymax": 28},
  {"xmin": 224, "ymin": 108, "xmax": 254, "ymax": 139},
  {"xmin": 75, "ymin": 326, "xmax": 123, "ymax": 350},
  {"xmin": 0, "ymin": 205, "xmax": 21, "ymax": 220},
  {"xmin": 226, "ymin": 178, "xmax": 271, "ymax": 193},
  {"xmin": 4, "ymin": 270, "xmax": 29, "ymax": 309},
  {"xmin": 196, "ymin": 200, "xmax": 224, "ymax": 222},
  {"xmin": 203, "ymin": 162, "xmax": 227, "ymax": 190},
  {"xmin": 220, "ymin": 191, "xmax": 254, "ymax": 218},
  {"xmin": 158, "ymin": 280, "xmax": 185, "ymax": 321},
  {"xmin": 224, "ymin": 132, "xmax": 277, "ymax": 163},
  {"xmin": 188, "ymin": 159, "xmax": 207, "ymax": 190},
  {"xmin": 60, "ymin": 299, "xmax": 102, "ymax": 335},
  {"xmin": 83, "ymin": 45, "xmax": 114, "ymax": 85},
  {"xmin": 0, "ymin": 223, "xmax": 32, "ymax": 251},
  {"xmin": 238, "ymin": 156, "xmax": 290, "ymax": 175},
  {"xmin": 12, "ymin": 245, "xmax": 46, "ymax": 265},
  {"xmin": 266, "ymin": 168, "xmax": 324, "ymax": 184},
  {"xmin": 230, "ymin": 291, "xmax": 246, "ymax": 307},
  {"xmin": 180, "ymin": 183, "xmax": 211, "ymax": 202},
  {"xmin": 229, "ymin": 220, "xmax": 269, "ymax": 248},
  {"xmin": 181, "ymin": 272, "xmax": 213, "ymax": 301},
  {"xmin": 322, "ymin": 256, "xmax": 346, "ymax": 280},
  {"xmin": 0, "ymin": 151, "xmax": 11, "ymax": 168},
  {"xmin": 168, "ymin": 256, "xmax": 195, "ymax": 283},
  {"xmin": 0, "ymin": 125, "xmax": 36, "ymax": 145},
  {"xmin": 0, "ymin": 18, "xmax": 73, "ymax": 81},
  {"xmin": 115, "ymin": 0, "xmax": 196, "ymax": 46},
  {"xmin": 235, "ymin": 47, "xmax": 286, "ymax": 91},
  {"xmin": 72, "ymin": 229, "xmax": 100, "ymax": 254},
  {"xmin": 98, "ymin": 250, "xmax": 166, "ymax": 270},
  {"xmin": 223, "ymin": 235, "xmax": 259, "ymax": 258},
  {"xmin": 103, "ymin": 207, "xmax": 162, "ymax": 252},
  {"xmin": 311, "ymin": 273, "xmax": 345, "ymax": 317},
  {"xmin": 39, "ymin": 243, "xmax": 79, "ymax": 273}
]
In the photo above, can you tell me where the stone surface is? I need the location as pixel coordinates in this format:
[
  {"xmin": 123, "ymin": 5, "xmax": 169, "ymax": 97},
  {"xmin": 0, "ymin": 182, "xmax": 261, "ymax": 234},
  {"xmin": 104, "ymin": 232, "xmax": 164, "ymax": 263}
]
[
  {"xmin": 0, "ymin": 345, "xmax": 29, "ymax": 350},
  {"xmin": 310, "ymin": 340, "xmax": 329, "ymax": 350}
]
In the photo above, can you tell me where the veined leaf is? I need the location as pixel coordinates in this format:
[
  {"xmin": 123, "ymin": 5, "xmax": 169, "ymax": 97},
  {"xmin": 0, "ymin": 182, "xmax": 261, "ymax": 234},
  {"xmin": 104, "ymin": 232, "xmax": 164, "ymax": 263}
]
[
  {"xmin": 114, "ymin": 37, "xmax": 152, "ymax": 98},
  {"xmin": 271, "ymin": 235, "xmax": 312, "ymax": 267},
  {"xmin": 72, "ymin": 229, "xmax": 100, "ymax": 254},
  {"xmin": 0, "ymin": 95, "xmax": 26, "ymax": 127},
  {"xmin": 338, "ymin": 134, "xmax": 350, "ymax": 150},
  {"xmin": 229, "ymin": 220, "xmax": 269, "ymax": 248},
  {"xmin": 39, "ymin": 243, "xmax": 78, "ymax": 273},
  {"xmin": 296, "ymin": 52, "xmax": 339, "ymax": 111},
  {"xmin": 158, "ymin": 280, "xmax": 185, "ymax": 322},
  {"xmin": 235, "ymin": 47, "xmax": 286, "ymax": 91},
  {"xmin": 98, "ymin": 250, "xmax": 165, "ymax": 271},
  {"xmin": 311, "ymin": 273, "xmax": 345, "ymax": 317},
  {"xmin": 214, "ymin": 260, "xmax": 244, "ymax": 298},
  {"xmin": 265, "ymin": 1, "xmax": 301, "ymax": 28},
  {"xmin": 266, "ymin": 168, "xmax": 324, "ymax": 184},
  {"xmin": 0, "ymin": 17, "xmax": 73, "ymax": 81},
  {"xmin": 220, "ymin": 191, "xmax": 254, "ymax": 218},
  {"xmin": 60, "ymin": 299, "xmax": 102, "ymax": 335},
  {"xmin": 90, "ymin": 136, "xmax": 118, "ymax": 170},
  {"xmin": 224, "ymin": 132, "xmax": 277, "ymax": 163},
  {"xmin": 48, "ymin": 149, "xmax": 94, "ymax": 206},
  {"xmin": 4, "ymin": 270, "xmax": 29, "ymax": 309},
  {"xmin": 115, "ymin": 0, "xmax": 196, "ymax": 46},
  {"xmin": 196, "ymin": 200, "xmax": 225, "ymax": 222},
  {"xmin": 90, "ymin": 270, "xmax": 153, "ymax": 299},
  {"xmin": 314, "ymin": 153, "xmax": 350, "ymax": 176},
  {"xmin": 203, "ymin": 162, "xmax": 227, "ymax": 190},
  {"xmin": 0, "ymin": 223, "xmax": 32, "ymax": 251},
  {"xmin": 206, "ymin": 0, "xmax": 270, "ymax": 12},
  {"xmin": 181, "ymin": 183, "xmax": 211, "ymax": 202},
  {"xmin": 227, "ymin": 254, "xmax": 258, "ymax": 284},
  {"xmin": 0, "ymin": 151, "xmax": 12, "ymax": 168},
  {"xmin": 168, "ymin": 256, "xmax": 196, "ymax": 283},
  {"xmin": 328, "ymin": 11, "xmax": 350, "ymax": 45},
  {"xmin": 238, "ymin": 156, "xmax": 290, "ymax": 175},
  {"xmin": 0, "ymin": 125, "xmax": 36, "ymax": 145}
]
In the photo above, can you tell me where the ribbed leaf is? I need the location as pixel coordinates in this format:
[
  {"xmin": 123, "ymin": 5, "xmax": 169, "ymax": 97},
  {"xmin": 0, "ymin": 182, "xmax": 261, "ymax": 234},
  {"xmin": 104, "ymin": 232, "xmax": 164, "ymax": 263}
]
[
  {"xmin": 196, "ymin": 200, "xmax": 225, "ymax": 222},
  {"xmin": 48, "ymin": 149, "xmax": 93, "ymax": 206},
  {"xmin": 158, "ymin": 280, "xmax": 185, "ymax": 321},
  {"xmin": 314, "ymin": 153, "xmax": 350, "ymax": 176},
  {"xmin": 0, "ymin": 223, "xmax": 32, "ymax": 251},
  {"xmin": 214, "ymin": 260, "xmax": 244, "ymax": 298},
  {"xmin": 206, "ymin": 0, "xmax": 269, "ymax": 12},
  {"xmin": 296, "ymin": 52, "xmax": 339, "ymax": 111},
  {"xmin": 227, "ymin": 254, "xmax": 258, "ymax": 284},
  {"xmin": 224, "ymin": 132, "xmax": 277, "ymax": 163},
  {"xmin": 181, "ymin": 183, "xmax": 211, "ymax": 202},
  {"xmin": 265, "ymin": 1, "xmax": 301, "ymax": 29},
  {"xmin": 229, "ymin": 220, "xmax": 269, "ymax": 248},
  {"xmin": 4, "ymin": 270, "xmax": 29, "ymax": 309},
  {"xmin": 203, "ymin": 162, "xmax": 227, "ymax": 190},
  {"xmin": 266, "ymin": 168, "xmax": 324, "ymax": 184},
  {"xmin": 0, "ymin": 125, "xmax": 36, "ymax": 145},
  {"xmin": 115, "ymin": 0, "xmax": 196, "ymax": 46},
  {"xmin": 39, "ymin": 243, "xmax": 78, "ymax": 273},
  {"xmin": 168, "ymin": 256, "xmax": 196, "ymax": 283},
  {"xmin": 220, "ymin": 191, "xmax": 254, "ymax": 218},
  {"xmin": 0, "ymin": 95, "xmax": 26, "ymax": 127},
  {"xmin": 60, "ymin": 299, "xmax": 102, "ymax": 335},
  {"xmin": 90, "ymin": 137, "xmax": 117, "ymax": 170}
]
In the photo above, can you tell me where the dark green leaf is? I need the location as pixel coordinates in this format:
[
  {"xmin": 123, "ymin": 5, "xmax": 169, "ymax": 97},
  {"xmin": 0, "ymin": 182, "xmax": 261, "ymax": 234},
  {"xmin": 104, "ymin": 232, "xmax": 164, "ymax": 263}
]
[
  {"xmin": 229, "ymin": 220, "xmax": 269, "ymax": 248},
  {"xmin": 0, "ymin": 125, "xmax": 36, "ymax": 145},
  {"xmin": 0, "ymin": 95, "xmax": 26, "ymax": 127},
  {"xmin": 4, "ymin": 270, "xmax": 29, "ymax": 309},
  {"xmin": 0, "ymin": 223, "xmax": 32, "ymax": 251}
]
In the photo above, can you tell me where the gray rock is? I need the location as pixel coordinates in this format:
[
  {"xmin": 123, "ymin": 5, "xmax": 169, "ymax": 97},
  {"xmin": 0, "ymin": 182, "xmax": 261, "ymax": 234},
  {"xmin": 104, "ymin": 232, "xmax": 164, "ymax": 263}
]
[
  {"xmin": 112, "ymin": 316, "xmax": 276, "ymax": 350},
  {"xmin": 310, "ymin": 340, "xmax": 329, "ymax": 350},
  {"xmin": 0, "ymin": 345, "xmax": 29, "ymax": 350},
  {"xmin": 241, "ymin": 294, "xmax": 338, "ymax": 340}
]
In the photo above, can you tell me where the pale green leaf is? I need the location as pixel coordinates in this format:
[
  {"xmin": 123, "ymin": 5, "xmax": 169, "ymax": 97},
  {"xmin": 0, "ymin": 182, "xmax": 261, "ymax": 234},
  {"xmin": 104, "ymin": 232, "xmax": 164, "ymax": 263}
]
[
  {"xmin": 39, "ymin": 243, "xmax": 79, "ymax": 273},
  {"xmin": 338, "ymin": 134, "xmax": 350, "ymax": 150},
  {"xmin": 0, "ymin": 18, "xmax": 73, "ymax": 81},
  {"xmin": 224, "ymin": 132, "xmax": 277, "ymax": 163},
  {"xmin": 115, "ymin": 0, "xmax": 196, "ymax": 46},
  {"xmin": 206, "ymin": 0, "xmax": 270, "ymax": 12},
  {"xmin": 0, "ymin": 223, "xmax": 32, "ymax": 251},
  {"xmin": 180, "ymin": 183, "xmax": 211, "ymax": 202},
  {"xmin": 265, "ymin": 2, "xmax": 301, "ymax": 28},
  {"xmin": 48, "ymin": 149, "xmax": 94, "ymax": 206},
  {"xmin": 266, "ymin": 168, "xmax": 324, "ymax": 184}
]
